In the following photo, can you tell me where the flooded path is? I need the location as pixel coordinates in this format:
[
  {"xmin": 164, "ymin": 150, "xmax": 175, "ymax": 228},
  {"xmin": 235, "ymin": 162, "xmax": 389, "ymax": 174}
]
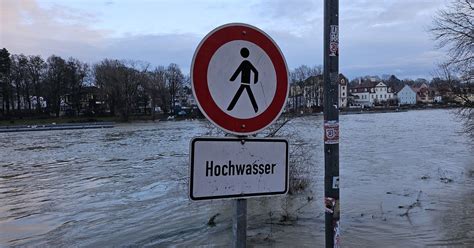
[{"xmin": 1, "ymin": 109, "xmax": 473, "ymax": 247}]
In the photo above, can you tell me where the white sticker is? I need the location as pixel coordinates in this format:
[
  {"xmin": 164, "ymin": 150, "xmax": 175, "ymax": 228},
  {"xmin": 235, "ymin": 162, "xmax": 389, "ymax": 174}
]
[
  {"xmin": 329, "ymin": 25, "xmax": 339, "ymax": 57},
  {"xmin": 332, "ymin": 176, "xmax": 339, "ymax": 189}
]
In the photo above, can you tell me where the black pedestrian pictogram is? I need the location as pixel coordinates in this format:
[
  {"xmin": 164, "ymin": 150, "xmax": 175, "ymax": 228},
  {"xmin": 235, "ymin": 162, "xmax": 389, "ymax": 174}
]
[{"xmin": 227, "ymin": 48, "xmax": 259, "ymax": 113}]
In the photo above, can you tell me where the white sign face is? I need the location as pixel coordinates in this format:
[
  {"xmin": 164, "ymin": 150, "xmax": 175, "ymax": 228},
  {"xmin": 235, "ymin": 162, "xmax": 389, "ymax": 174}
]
[
  {"xmin": 207, "ymin": 40, "xmax": 277, "ymax": 119},
  {"xmin": 190, "ymin": 137, "xmax": 288, "ymax": 200}
]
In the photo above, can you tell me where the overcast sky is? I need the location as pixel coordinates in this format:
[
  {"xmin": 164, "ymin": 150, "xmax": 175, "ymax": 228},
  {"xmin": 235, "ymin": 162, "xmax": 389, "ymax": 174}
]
[{"xmin": 1, "ymin": 0, "xmax": 450, "ymax": 80}]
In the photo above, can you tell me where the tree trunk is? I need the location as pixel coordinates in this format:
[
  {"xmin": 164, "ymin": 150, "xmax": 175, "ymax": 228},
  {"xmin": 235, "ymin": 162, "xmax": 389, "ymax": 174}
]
[
  {"xmin": 26, "ymin": 89, "xmax": 31, "ymax": 111},
  {"xmin": 6, "ymin": 93, "xmax": 11, "ymax": 115},
  {"xmin": 16, "ymin": 84, "xmax": 21, "ymax": 111},
  {"xmin": 151, "ymin": 98, "xmax": 156, "ymax": 121},
  {"xmin": 56, "ymin": 97, "xmax": 60, "ymax": 117},
  {"xmin": 36, "ymin": 84, "xmax": 42, "ymax": 113}
]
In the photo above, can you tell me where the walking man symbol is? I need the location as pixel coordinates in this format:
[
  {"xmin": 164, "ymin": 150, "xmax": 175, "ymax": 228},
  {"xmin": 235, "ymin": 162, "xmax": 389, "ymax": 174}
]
[{"xmin": 227, "ymin": 48, "xmax": 259, "ymax": 113}]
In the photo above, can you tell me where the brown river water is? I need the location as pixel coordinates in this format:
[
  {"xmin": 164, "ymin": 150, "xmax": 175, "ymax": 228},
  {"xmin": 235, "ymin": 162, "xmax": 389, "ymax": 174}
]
[{"xmin": 0, "ymin": 109, "xmax": 473, "ymax": 247}]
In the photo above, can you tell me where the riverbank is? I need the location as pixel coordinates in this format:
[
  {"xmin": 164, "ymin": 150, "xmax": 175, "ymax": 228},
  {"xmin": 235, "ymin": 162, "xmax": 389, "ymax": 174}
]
[
  {"xmin": 0, "ymin": 122, "xmax": 114, "ymax": 133},
  {"xmin": 0, "ymin": 115, "xmax": 168, "ymax": 127},
  {"xmin": 0, "ymin": 105, "xmax": 462, "ymax": 127},
  {"xmin": 0, "ymin": 116, "xmax": 117, "ymax": 127},
  {"xmin": 341, "ymin": 104, "xmax": 461, "ymax": 115},
  {"xmin": 283, "ymin": 104, "xmax": 461, "ymax": 117}
]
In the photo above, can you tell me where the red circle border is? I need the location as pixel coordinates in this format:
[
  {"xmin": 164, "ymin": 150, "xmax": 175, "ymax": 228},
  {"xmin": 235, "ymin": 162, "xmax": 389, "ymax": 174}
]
[{"xmin": 191, "ymin": 24, "xmax": 289, "ymax": 135}]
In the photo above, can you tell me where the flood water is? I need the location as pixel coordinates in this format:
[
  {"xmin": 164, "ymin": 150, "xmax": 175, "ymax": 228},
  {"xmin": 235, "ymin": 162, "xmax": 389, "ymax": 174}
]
[{"xmin": 1, "ymin": 109, "xmax": 473, "ymax": 247}]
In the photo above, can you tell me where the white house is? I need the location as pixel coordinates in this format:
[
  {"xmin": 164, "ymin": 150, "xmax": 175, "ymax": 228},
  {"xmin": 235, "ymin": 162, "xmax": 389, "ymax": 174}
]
[
  {"xmin": 396, "ymin": 85, "xmax": 417, "ymax": 105},
  {"xmin": 372, "ymin": 82, "xmax": 394, "ymax": 103},
  {"xmin": 349, "ymin": 81, "xmax": 395, "ymax": 107}
]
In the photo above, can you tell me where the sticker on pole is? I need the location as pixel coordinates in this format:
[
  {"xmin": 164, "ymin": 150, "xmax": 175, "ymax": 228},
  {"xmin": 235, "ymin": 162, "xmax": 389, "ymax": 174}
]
[
  {"xmin": 324, "ymin": 120, "xmax": 339, "ymax": 144},
  {"xmin": 191, "ymin": 23, "xmax": 289, "ymax": 135},
  {"xmin": 189, "ymin": 137, "xmax": 289, "ymax": 200}
]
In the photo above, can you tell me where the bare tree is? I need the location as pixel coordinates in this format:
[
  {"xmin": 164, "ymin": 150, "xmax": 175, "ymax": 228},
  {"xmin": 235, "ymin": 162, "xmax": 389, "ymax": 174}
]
[
  {"xmin": 290, "ymin": 65, "xmax": 322, "ymax": 84},
  {"xmin": 10, "ymin": 54, "xmax": 30, "ymax": 111},
  {"xmin": 434, "ymin": 62, "xmax": 473, "ymax": 138},
  {"xmin": 430, "ymin": 0, "xmax": 473, "ymax": 138},
  {"xmin": 45, "ymin": 55, "xmax": 67, "ymax": 117},
  {"xmin": 94, "ymin": 59, "xmax": 146, "ymax": 121},
  {"xmin": 64, "ymin": 58, "xmax": 89, "ymax": 115},
  {"xmin": 0, "ymin": 48, "xmax": 12, "ymax": 116},
  {"xmin": 27, "ymin": 55, "xmax": 46, "ymax": 113},
  {"xmin": 430, "ymin": 0, "xmax": 473, "ymax": 76},
  {"xmin": 166, "ymin": 63, "xmax": 184, "ymax": 115},
  {"xmin": 144, "ymin": 66, "xmax": 168, "ymax": 120}
]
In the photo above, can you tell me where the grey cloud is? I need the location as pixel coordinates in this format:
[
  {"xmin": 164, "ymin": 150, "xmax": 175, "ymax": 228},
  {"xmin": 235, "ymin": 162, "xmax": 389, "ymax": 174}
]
[{"xmin": 2, "ymin": 0, "xmax": 448, "ymax": 79}]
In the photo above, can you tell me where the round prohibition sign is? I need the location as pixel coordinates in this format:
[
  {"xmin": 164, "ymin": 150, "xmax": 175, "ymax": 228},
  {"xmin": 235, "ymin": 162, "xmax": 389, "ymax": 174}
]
[{"xmin": 191, "ymin": 23, "xmax": 289, "ymax": 135}]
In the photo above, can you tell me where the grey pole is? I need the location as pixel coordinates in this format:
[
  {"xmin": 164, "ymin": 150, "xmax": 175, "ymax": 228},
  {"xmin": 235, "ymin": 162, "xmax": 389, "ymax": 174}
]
[
  {"xmin": 233, "ymin": 198, "xmax": 247, "ymax": 248},
  {"xmin": 323, "ymin": 0, "xmax": 340, "ymax": 248}
]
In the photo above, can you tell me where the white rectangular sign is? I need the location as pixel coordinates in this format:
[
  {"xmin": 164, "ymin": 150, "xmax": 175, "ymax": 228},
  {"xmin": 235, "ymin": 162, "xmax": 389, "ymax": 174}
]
[{"xmin": 190, "ymin": 137, "xmax": 288, "ymax": 200}]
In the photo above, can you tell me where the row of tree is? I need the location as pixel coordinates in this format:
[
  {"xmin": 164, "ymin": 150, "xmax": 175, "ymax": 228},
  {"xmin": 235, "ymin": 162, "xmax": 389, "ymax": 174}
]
[
  {"xmin": 0, "ymin": 49, "xmax": 90, "ymax": 117},
  {"xmin": 2, "ymin": 46, "xmax": 468, "ymax": 121},
  {"xmin": 0, "ymin": 48, "xmax": 187, "ymax": 120},
  {"xmin": 94, "ymin": 60, "xmax": 186, "ymax": 120}
]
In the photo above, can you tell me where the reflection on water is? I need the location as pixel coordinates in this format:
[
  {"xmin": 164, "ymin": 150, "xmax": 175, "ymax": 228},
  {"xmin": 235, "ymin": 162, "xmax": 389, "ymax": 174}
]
[{"xmin": 0, "ymin": 110, "xmax": 473, "ymax": 247}]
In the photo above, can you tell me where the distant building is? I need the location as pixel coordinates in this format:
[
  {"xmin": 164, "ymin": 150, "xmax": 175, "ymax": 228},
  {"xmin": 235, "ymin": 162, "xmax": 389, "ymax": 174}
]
[
  {"xmin": 412, "ymin": 83, "xmax": 433, "ymax": 104},
  {"xmin": 0, "ymin": 92, "xmax": 46, "ymax": 114},
  {"xmin": 61, "ymin": 86, "xmax": 107, "ymax": 116},
  {"xmin": 396, "ymin": 85, "xmax": 417, "ymax": 105},
  {"xmin": 287, "ymin": 83, "xmax": 306, "ymax": 112},
  {"xmin": 349, "ymin": 80, "xmax": 395, "ymax": 107},
  {"xmin": 339, "ymin": 74, "xmax": 348, "ymax": 108},
  {"xmin": 302, "ymin": 75, "xmax": 323, "ymax": 109},
  {"xmin": 286, "ymin": 73, "xmax": 350, "ymax": 112}
]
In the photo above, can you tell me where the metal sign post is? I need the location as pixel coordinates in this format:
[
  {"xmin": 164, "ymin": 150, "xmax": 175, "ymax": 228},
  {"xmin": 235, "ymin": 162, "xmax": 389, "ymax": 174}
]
[
  {"xmin": 323, "ymin": 0, "xmax": 340, "ymax": 248},
  {"xmin": 233, "ymin": 135, "xmax": 247, "ymax": 248},
  {"xmin": 233, "ymin": 195, "xmax": 247, "ymax": 248}
]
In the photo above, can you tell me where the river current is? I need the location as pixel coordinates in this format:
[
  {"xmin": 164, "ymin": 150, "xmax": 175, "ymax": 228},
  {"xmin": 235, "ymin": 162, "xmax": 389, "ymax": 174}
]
[{"xmin": 0, "ymin": 109, "xmax": 473, "ymax": 247}]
